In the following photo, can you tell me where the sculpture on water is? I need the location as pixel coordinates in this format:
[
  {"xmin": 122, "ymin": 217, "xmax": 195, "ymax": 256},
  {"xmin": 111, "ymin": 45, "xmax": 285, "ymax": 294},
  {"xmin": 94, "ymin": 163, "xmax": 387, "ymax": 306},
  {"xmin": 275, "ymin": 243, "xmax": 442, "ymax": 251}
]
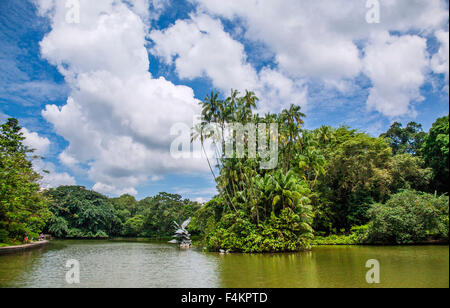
[{"xmin": 168, "ymin": 217, "xmax": 192, "ymax": 249}]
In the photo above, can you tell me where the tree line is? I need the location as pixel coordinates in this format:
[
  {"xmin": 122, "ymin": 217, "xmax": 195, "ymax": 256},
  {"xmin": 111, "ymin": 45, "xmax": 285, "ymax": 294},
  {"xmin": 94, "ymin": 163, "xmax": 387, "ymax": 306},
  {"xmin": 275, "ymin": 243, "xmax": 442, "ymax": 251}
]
[
  {"xmin": 0, "ymin": 118, "xmax": 200, "ymax": 244},
  {"xmin": 1, "ymin": 94, "xmax": 449, "ymax": 250},
  {"xmin": 45, "ymin": 187, "xmax": 200, "ymax": 239}
]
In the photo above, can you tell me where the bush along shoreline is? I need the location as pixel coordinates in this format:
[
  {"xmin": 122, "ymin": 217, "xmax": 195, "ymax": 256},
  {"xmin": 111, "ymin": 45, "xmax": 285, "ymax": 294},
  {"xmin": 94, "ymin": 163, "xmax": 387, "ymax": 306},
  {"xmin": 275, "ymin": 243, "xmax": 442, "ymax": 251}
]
[{"xmin": 313, "ymin": 190, "xmax": 449, "ymax": 246}]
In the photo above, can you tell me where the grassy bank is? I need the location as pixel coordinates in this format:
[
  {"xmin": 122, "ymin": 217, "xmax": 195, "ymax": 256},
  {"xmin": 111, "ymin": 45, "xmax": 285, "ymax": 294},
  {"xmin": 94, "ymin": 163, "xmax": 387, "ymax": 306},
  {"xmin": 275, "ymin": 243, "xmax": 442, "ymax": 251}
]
[
  {"xmin": 312, "ymin": 234, "xmax": 361, "ymax": 246},
  {"xmin": 312, "ymin": 235, "xmax": 449, "ymax": 246}
]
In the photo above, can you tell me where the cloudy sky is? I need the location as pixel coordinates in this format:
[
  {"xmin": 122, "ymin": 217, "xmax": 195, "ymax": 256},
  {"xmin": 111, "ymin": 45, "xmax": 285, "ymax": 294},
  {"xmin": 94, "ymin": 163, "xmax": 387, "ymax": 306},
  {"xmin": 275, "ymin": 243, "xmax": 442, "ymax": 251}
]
[{"xmin": 0, "ymin": 0, "xmax": 448, "ymax": 201}]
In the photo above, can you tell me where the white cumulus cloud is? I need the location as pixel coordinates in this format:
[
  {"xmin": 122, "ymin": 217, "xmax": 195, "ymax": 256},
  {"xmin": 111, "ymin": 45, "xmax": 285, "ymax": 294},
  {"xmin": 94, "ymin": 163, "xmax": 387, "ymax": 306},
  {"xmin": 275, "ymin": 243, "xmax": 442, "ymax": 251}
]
[
  {"xmin": 21, "ymin": 127, "xmax": 51, "ymax": 156},
  {"xmin": 21, "ymin": 127, "xmax": 76, "ymax": 189},
  {"xmin": 150, "ymin": 13, "xmax": 307, "ymax": 113},
  {"xmin": 31, "ymin": 0, "xmax": 449, "ymax": 196},
  {"xmin": 363, "ymin": 32, "xmax": 429, "ymax": 118},
  {"xmin": 188, "ymin": 0, "xmax": 448, "ymax": 116},
  {"xmin": 35, "ymin": 0, "xmax": 209, "ymax": 196},
  {"xmin": 431, "ymin": 30, "xmax": 450, "ymax": 81}
]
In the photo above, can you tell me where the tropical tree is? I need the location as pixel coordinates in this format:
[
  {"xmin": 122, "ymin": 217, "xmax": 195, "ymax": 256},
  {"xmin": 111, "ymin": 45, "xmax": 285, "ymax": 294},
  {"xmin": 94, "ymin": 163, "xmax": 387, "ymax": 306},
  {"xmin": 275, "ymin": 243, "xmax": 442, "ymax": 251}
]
[
  {"xmin": 111, "ymin": 194, "xmax": 139, "ymax": 222},
  {"xmin": 260, "ymin": 170, "xmax": 311, "ymax": 215},
  {"xmin": 381, "ymin": 121, "xmax": 426, "ymax": 156},
  {"xmin": 367, "ymin": 190, "xmax": 449, "ymax": 244},
  {"xmin": 141, "ymin": 193, "xmax": 201, "ymax": 237},
  {"xmin": 193, "ymin": 90, "xmax": 315, "ymax": 252},
  {"xmin": 0, "ymin": 118, "xmax": 52, "ymax": 243},
  {"xmin": 123, "ymin": 215, "xmax": 145, "ymax": 237},
  {"xmin": 388, "ymin": 154, "xmax": 432, "ymax": 193},
  {"xmin": 279, "ymin": 104, "xmax": 306, "ymax": 172},
  {"xmin": 421, "ymin": 115, "xmax": 449, "ymax": 194},
  {"xmin": 44, "ymin": 186, "xmax": 120, "ymax": 238},
  {"xmin": 318, "ymin": 129, "xmax": 393, "ymax": 230}
]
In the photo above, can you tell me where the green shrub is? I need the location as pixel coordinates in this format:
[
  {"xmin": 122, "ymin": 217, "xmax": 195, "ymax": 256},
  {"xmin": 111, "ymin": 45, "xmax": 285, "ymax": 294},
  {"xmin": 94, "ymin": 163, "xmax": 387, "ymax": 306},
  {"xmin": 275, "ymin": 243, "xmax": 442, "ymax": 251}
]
[
  {"xmin": 94, "ymin": 230, "xmax": 109, "ymax": 239},
  {"xmin": 67, "ymin": 228, "xmax": 84, "ymax": 238},
  {"xmin": 123, "ymin": 215, "xmax": 144, "ymax": 237},
  {"xmin": 313, "ymin": 234, "xmax": 357, "ymax": 245},
  {"xmin": 312, "ymin": 225, "xmax": 369, "ymax": 245},
  {"xmin": 367, "ymin": 190, "xmax": 449, "ymax": 244},
  {"xmin": 206, "ymin": 209, "xmax": 314, "ymax": 253}
]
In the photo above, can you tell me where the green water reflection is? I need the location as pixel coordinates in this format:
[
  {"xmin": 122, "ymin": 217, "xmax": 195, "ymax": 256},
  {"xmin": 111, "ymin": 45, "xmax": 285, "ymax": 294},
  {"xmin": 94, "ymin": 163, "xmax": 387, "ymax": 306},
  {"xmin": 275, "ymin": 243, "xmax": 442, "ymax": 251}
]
[{"xmin": 0, "ymin": 240, "xmax": 448, "ymax": 288}]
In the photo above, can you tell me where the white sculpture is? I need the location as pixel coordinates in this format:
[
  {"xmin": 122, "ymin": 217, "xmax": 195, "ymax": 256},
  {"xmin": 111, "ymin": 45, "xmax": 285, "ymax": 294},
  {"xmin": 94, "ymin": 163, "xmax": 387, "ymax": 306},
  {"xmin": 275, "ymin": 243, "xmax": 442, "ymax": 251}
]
[{"xmin": 168, "ymin": 217, "xmax": 192, "ymax": 248}]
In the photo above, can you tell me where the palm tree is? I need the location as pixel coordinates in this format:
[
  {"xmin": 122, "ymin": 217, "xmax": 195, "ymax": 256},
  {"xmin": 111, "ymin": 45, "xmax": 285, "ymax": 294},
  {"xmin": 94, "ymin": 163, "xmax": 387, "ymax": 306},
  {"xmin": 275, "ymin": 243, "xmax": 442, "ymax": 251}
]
[
  {"xmin": 279, "ymin": 104, "xmax": 306, "ymax": 171},
  {"xmin": 201, "ymin": 91, "xmax": 222, "ymax": 123},
  {"xmin": 241, "ymin": 90, "xmax": 259, "ymax": 122},
  {"xmin": 317, "ymin": 126, "xmax": 335, "ymax": 145}
]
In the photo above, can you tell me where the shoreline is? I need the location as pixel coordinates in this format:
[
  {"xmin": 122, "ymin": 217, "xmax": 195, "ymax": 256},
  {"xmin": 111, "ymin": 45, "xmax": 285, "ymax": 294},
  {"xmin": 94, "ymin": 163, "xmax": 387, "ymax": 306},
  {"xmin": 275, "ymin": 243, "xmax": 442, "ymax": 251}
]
[{"xmin": 0, "ymin": 240, "xmax": 49, "ymax": 255}]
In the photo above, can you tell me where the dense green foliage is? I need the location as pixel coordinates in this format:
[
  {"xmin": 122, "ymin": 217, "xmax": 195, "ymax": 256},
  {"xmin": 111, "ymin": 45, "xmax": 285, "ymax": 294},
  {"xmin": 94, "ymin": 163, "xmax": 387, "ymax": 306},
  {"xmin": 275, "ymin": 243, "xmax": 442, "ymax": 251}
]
[
  {"xmin": 381, "ymin": 121, "xmax": 426, "ymax": 156},
  {"xmin": 45, "ymin": 187, "xmax": 201, "ymax": 239},
  {"xmin": 317, "ymin": 129, "xmax": 393, "ymax": 230},
  {"xmin": 421, "ymin": 115, "xmax": 449, "ymax": 195},
  {"xmin": 191, "ymin": 91, "xmax": 449, "ymax": 249},
  {"xmin": 388, "ymin": 154, "xmax": 433, "ymax": 193},
  {"xmin": 45, "ymin": 186, "xmax": 120, "ymax": 238},
  {"xmin": 367, "ymin": 190, "xmax": 449, "ymax": 244},
  {"xmin": 313, "ymin": 225, "xmax": 369, "ymax": 245},
  {"xmin": 191, "ymin": 91, "xmax": 316, "ymax": 252},
  {"xmin": 314, "ymin": 131, "xmax": 435, "ymax": 233},
  {"xmin": 0, "ymin": 119, "xmax": 52, "ymax": 244},
  {"xmin": 139, "ymin": 193, "xmax": 201, "ymax": 237}
]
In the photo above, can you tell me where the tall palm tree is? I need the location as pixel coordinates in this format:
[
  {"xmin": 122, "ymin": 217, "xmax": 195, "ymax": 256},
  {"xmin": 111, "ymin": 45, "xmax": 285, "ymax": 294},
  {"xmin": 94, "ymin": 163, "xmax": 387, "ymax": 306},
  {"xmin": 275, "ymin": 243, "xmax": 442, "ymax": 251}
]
[
  {"xmin": 317, "ymin": 126, "xmax": 335, "ymax": 145},
  {"xmin": 279, "ymin": 104, "xmax": 306, "ymax": 171}
]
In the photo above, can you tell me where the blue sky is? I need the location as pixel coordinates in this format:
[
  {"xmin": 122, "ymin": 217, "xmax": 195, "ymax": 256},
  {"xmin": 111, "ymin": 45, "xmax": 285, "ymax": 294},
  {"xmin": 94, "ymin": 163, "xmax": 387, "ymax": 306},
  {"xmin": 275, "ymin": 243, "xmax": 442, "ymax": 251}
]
[{"xmin": 0, "ymin": 0, "xmax": 448, "ymax": 201}]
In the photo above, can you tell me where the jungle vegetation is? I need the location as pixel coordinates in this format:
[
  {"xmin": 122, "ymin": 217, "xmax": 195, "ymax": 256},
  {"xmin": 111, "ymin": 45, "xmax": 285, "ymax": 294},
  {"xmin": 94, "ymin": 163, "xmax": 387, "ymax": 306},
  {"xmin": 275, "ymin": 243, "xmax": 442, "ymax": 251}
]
[
  {"xmin": 44, "ymin": 188, "xmax": 201, "ymax": 239},
  {"xmin": 188, "ymin": 91, "xmax": 448, "ymax": 251},
  {"xmin": 1, "ymin": 94, "xmax": 449, "ymax": 250}
]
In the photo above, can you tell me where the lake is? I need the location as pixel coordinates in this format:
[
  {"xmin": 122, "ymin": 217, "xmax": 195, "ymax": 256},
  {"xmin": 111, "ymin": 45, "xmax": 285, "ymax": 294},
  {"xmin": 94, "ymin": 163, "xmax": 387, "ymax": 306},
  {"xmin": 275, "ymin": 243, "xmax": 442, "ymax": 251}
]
[{"xmin": 0, "ymin": 240, "xmax": 448, "ymax": 288}]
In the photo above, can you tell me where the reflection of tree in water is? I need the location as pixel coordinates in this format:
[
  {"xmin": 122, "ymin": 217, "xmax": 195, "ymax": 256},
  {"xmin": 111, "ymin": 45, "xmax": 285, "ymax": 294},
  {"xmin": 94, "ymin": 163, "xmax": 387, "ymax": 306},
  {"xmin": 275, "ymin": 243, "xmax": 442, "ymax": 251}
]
[
  {"xmin": 217, "ymin": 250, "xmax": 320, "ymax": 288},
  {"xmin": 0, "ymin": 248, "xmax": 47, "ymax": 287}
]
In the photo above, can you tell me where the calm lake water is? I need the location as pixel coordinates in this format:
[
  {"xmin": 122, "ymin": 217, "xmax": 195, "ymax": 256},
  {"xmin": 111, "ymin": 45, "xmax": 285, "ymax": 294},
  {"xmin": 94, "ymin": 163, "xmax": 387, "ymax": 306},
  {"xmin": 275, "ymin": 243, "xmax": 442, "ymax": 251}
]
[{"xmin": 0, "ymin": 240, "xmax": 448, "ymax": 288}]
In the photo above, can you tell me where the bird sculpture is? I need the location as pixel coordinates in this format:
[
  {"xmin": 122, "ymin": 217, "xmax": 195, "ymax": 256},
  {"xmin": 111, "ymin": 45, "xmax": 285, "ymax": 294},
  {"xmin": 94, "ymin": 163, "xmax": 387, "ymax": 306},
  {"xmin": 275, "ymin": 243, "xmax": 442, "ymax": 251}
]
[{"xmin": 168, "ymin": 217, "xmax": 192, "ymax": 249}]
